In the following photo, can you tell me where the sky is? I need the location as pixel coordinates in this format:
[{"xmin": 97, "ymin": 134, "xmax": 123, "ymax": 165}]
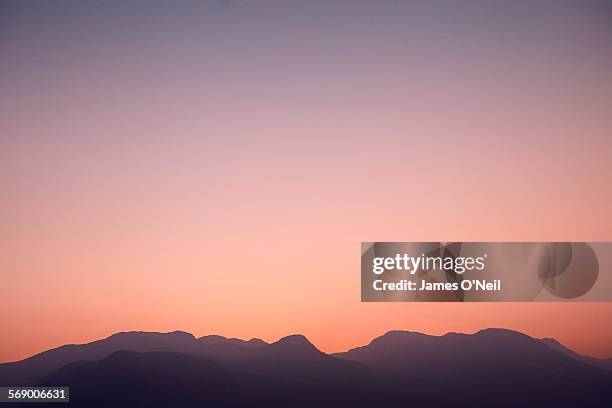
[{"xmin": 1, "ymin": 0, "xmax": 612, "ymax": 362}]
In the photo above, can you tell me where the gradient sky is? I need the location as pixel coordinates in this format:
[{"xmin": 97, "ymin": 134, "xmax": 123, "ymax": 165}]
[{"xmin": 1, "ymin": 0, "xmax": 612, "ymax": 362}]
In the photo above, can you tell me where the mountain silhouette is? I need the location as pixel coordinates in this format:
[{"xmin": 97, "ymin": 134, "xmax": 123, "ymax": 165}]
[
  {"xmin": 1, "ymin": 328, "xmax": 612, "ymax": 407},
  {"xmin": 334, "ymin": 328, "xmax": 612, "ymax": 407},
  {"xmin": 191, "ymin": 334, "xmax": 370, "ymax": 388},
  {"xmin": 540, "ymin": 337, "xmax": 612, "ymax": 372},
  {"xmin": 40, "ymin": 351, "xmax": 291, "ymax": 407},
  {"xmin": 0, "ymin": 331, "xmax": 198, "ymax": 385},
  {"xmin": 198, "ymin": 334, "xmax": 268, "ymax": 348},
  {"xmin": 221, "ymin": 334, "xmax": 369, "ymax": 386}
]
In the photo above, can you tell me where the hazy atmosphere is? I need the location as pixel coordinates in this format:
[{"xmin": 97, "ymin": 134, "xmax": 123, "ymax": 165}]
[{"xmin": 1, "ymin": 0, "xmax": 612, "ymax": 362}]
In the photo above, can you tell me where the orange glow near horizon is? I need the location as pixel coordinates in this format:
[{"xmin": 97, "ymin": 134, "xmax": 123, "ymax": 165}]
[{"xmin": 1, "ymin": 0, "xmax": 612, "ymax": 363}]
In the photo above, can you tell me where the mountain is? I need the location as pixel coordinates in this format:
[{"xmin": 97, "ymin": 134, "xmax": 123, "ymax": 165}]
[
  {"xmin": 212, "ymin": 334, "xmax": 370, "ymax": 386},
  {"xmin": 39, "ymin": 351, "xmax": 291, "ymax": 407},
  {"xmin": 198, "ymin": 334, "xmax": 267, "ymax": 348},
  {"xmin": 37, "ymin": 349, "xmax": 434, "ymax": 407},
  {"xmin": 189, "ymin": 334, "xmax": 369, "ymax": 387},
  {"xmin": 0, "ymin": 331, "xmax": 367, "ymax": 388},
  {"xmin": 334, "ymin": 328, "xmax": 612, "ymax": 407},
  {"xmin": 540, "ymin": 337, "xmax": 612, "ymax": 372},
  {"xmin": 37, "ymin": 337, "xmax": 373, "ymax": 407},
  {"xmin": 0, "ymin": 331, "xmax": 198, "ymax": 385},
  {"xmin": 2, "ymin": 328, "xmax": 612, "ymax": 407}
]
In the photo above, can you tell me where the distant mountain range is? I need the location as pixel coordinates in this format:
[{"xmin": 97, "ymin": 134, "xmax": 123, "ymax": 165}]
[{"xmin": 1, "ymin": 329, "xmax": 611, "ymax": 407}]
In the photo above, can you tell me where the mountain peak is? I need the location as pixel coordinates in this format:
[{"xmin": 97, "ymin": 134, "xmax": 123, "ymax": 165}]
[
  {"xmin": 380, "ymin": 330, "xmax": 426, "ymax": 338},
  {"xmin": 197, "ymin": 335, "xmax": 268, "ymax": 348},
  {"xmin": 473, "ymin": 328, "xmax": 532, "ymax": 340},
  {"xmin": 198, "ymin": 335, "xmax": 227, "ymax": 345},
  {"xmin": 368, "ymin": 330, "xmax": 430, "ymax": 346},
  {"xmin": 271, "ymin": 335, "xmax": 319, "ymax": 353},
  {"xmin": 276, "ymin": 334, "xmax": 311, "ymax": 344},
  {"xmin": 106, "ymin": 330, "xmax": 196, "ymax": 341},
  {"xmin": 247, "ymin": 338, "xmax": 268, "ymax": 346}
]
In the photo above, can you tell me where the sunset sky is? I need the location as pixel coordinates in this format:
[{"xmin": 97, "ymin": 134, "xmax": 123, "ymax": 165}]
[{"xmin": 1, "ymin": 0, "xmax": 612, "ymax": 362}]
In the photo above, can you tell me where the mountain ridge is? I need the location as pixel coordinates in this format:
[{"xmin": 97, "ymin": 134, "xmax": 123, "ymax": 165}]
[
  {"xmin": 1, "ymin": 328, "xmax": 611, "ymax": 407},
  {"xmin": 1, "ymin": 328, "xmax": 611, "ymax": 387}
]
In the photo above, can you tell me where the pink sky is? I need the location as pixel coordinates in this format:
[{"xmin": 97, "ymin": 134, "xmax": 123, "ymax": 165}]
[{"xmin": 1, "ymin": 0, "xmax": 612, "ymax": 362}]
